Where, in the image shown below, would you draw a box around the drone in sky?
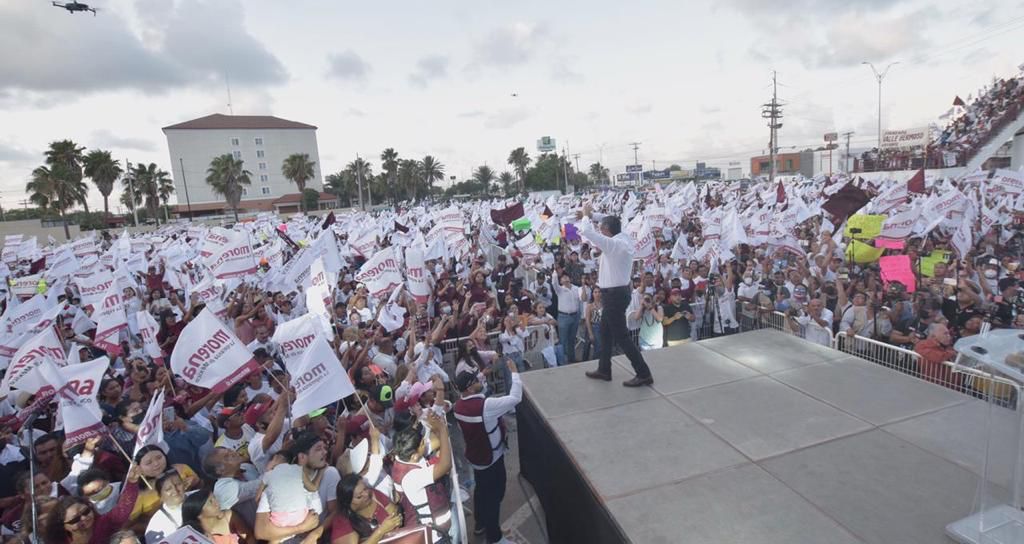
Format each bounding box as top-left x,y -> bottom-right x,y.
52,1 -> 98,15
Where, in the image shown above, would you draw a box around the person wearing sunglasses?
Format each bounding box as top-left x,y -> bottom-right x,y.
42,465 -> 140,544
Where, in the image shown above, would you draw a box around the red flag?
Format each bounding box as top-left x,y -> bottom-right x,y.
490,202 -> 525,226
775,180 -> 786,204
822,182 -> 870,223
321,211 -> 336,230
953,95 -> 965,106
907,169 -> 926,194
393,221 -> 409,233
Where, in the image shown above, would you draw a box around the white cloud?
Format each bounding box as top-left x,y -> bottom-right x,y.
470,22 -> 551,69
409,55 -> 449,88
483,108 -> 531,129
90,130 -> 157,152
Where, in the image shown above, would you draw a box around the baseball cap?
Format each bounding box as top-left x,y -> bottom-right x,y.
371,384 -> 394,407
244,401 -> 271,427
669,288 -> 682,297
406,381 -> 432,405
455,371 -> 479,392
308,408 -> 327,419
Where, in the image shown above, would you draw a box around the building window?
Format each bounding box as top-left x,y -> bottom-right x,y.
241,187 -> 248,196
786,159 -> 793,171
259,162 -> 267,171
232,150 -> 242,160
259,174 -> 269,183
231,138 -> 240,146
254,137 -> 263,146
261,187 -> 271,195
256,150 -> 265,158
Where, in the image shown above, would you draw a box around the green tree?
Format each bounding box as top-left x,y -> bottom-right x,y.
44,140 -> 90,214
380,148 -> 400,202
26,166 -> 76,239
325,171 -> 357,207
588,162 -> 609,185
302,188 -> 321,212
82,150 -> 122,216
507,147 -> 531,194
281,153 -> 317,212
397,159 -> 420,201
157,169 -> 175,222
498,171 -> 514,195
524,153 -> 560,191
132,163 -> 167,225
418,156 -> 445,200
206,154 -> 252,222
345,158 -> 373,209
473,165 -> 495,193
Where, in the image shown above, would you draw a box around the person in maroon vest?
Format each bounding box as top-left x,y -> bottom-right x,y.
453,359 -> 522,544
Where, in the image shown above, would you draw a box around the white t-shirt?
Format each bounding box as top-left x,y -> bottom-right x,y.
249,419 -> 291,473
262,464 -> 322,517
797,308 -> 835,347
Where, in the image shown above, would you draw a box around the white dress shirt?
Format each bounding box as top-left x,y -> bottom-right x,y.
552,272 -> 582,314
459,372 -> 523,470
579,218 -> 635,288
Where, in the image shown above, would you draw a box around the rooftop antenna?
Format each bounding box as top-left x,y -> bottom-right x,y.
225,74 -> 234,115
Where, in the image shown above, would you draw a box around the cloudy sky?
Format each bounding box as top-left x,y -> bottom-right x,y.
0,0 -> 1022,210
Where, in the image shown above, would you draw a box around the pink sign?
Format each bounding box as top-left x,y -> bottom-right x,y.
879,255 -> 917,293
874,238 -> 905,250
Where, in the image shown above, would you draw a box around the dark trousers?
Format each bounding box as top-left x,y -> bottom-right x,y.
474,455 -> 507,543
598,286 -> 652,379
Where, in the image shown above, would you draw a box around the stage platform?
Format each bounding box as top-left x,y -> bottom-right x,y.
517,329 -> 1015,544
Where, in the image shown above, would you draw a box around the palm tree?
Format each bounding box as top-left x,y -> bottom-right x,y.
325,171 -> 357,207
206,154 -> 252,222
499,171 -> 514,195
156,169 -> 175,222
588,162 -> 609,185
507,147 -> 531,194
281,153 -> 317,212
44,140 -> 90,214
132,163 -> 166,225
380,148 -> 400,203
26,166 -> 81,240
345,158 -> 373,210
419,156 -> 445,200
82,150 -> 121,216
397,159 -> 420,202
473,165 -> 495,193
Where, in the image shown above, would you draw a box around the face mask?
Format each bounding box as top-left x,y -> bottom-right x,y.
743,277 -> 753,285
984,270 -> 997,279
130,412 -> 145,425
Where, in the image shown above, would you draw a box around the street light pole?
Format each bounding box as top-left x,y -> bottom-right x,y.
862,61 -> 899,153
179,157 -> 193,222
124,158 -> 139,226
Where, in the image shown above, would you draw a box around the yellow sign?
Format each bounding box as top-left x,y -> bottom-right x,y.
844,214 -> 886,240
919,251 -> 951,277
845,239 -> 884,264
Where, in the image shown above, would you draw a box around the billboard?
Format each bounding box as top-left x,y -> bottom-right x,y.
881,127 -> 929,150
625,164 -> 643,173
824,132 -> 838,142
616,173 -> 638,182
537,136 -> 556,152
643,170 -> 671,180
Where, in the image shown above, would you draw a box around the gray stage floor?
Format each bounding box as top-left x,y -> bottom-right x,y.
520,329 -> 1015,544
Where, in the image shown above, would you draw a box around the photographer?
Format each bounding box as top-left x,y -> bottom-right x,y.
793,298 -> 834,347
630,293 -> 664,351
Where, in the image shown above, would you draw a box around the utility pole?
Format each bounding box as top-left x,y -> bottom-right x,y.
572,153 -> 581,174
629,142 -> 642,186
178,157 -> 193,222
561,147 -> 571,194
761,71 -> 783,183
124,159 -> 139,226
355,154 -> 365,212
842,131 -> 855,173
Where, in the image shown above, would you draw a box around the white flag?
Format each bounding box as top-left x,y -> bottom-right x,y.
879,205 -> 921,240
273,312 -> 330,366
49,357 -> 108,448
671,233 -> 692,261
1,326 -> 67,394
170,309 -> 259,394
137,310 -> 164,362
951,218 -> 973,259
404,246 -> 431,304
93,282 -> 128,354
378,287 -> 406,333
133,389 -> 165,457
45,249 -> 79,281
154,526 -> 215,544
305,257 -> 333,318
288,335 -> 355,417
74,270 -> 116,309
515,235 -> 541,264
355,247 -> 403,298
204,229 -> 257,280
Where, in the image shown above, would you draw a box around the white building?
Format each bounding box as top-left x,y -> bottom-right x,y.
162,114 -> 323,216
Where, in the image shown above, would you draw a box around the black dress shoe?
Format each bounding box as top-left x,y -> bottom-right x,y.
623,376 -> 654,387
585,370 -> 612,381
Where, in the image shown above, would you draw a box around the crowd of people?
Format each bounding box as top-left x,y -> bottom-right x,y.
0,160 -> 1020,544
857,71 -> 1024,172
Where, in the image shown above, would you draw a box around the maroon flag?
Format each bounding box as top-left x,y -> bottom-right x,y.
775,180 -> 786,204
394,221 -> 409,233
490,202 -> 525,226
541,205 -> 554,218
822,182 -> 870,223
953,95 -> 965,106
321,211 -> 336,230
907,169 -> 926,194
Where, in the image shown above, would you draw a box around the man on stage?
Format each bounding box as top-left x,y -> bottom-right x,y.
577,203 -> 654,387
